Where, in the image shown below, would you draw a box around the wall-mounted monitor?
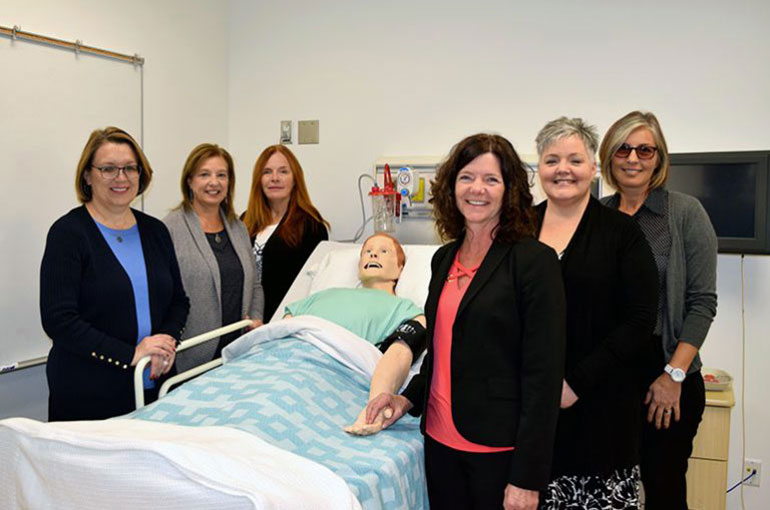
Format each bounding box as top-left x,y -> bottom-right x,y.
667,151 -> 770,254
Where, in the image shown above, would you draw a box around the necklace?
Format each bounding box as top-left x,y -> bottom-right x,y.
214,232 -> 222,244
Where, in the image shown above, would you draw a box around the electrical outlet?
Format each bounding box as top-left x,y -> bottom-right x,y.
745,459 -> 762,487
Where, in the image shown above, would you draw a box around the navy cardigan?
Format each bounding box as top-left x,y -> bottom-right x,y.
40,206 -> 189,421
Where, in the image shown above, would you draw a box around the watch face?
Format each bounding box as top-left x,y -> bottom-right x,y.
666,364 -> 686,382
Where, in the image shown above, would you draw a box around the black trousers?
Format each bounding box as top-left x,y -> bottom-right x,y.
640,339 -> 705,510
425,434 -> 515,510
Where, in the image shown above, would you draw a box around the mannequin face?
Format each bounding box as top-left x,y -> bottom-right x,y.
358,235 -> 403,288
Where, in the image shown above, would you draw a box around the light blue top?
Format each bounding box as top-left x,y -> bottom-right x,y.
96,222 -> 154,388
285,287 -> 423,345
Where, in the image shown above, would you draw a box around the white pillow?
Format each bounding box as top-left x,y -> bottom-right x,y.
308,244 -> 439,310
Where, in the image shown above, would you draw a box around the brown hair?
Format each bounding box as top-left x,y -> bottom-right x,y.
242,144 -> 329,246
599,111 -> 670,191
75,127 -> 152,203
361,233 -> 406,268
431,133 -> 536,243
178,143 -> 236,221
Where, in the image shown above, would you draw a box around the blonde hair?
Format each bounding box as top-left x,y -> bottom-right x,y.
599,111 -> 670,191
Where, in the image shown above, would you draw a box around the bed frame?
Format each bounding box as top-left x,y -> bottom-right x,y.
133,319 -> 252,409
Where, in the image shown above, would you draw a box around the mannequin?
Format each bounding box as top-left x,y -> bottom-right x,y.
284,233 -> 426,436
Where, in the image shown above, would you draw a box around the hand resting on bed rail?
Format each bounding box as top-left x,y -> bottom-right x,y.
282,233 -> 427,436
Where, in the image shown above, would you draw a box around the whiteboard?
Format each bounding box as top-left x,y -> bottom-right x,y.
0,37 -> 141,369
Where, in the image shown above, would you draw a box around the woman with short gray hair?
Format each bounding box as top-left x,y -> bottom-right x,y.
535,116 -> 658,509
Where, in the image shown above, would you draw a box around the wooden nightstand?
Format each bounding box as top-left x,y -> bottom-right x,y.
686,387 -> 735,510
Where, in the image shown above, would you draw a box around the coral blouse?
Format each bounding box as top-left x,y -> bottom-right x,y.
425,254 -> 514,453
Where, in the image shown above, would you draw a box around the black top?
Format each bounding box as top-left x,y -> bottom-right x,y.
252,214 -> 328,320
205,230 -> 244,355
40,206 -> 189,421
604,188 -> 672,335
401,237 -> 567,491
535,197 -> 658,477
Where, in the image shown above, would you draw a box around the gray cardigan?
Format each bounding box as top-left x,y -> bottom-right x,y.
603,190 -> 717,373
163,207 -> 264,371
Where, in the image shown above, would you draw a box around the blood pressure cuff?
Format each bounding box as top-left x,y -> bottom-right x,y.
377,319 -> 427,358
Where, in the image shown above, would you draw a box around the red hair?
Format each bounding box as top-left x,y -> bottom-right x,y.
361,233 -> 406,267
242,145 -> 329,246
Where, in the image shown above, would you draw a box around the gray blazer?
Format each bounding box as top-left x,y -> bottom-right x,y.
163,207 -> 264,371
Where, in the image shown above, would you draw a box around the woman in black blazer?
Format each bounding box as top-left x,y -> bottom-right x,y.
40,127 -> 189,421
367,133 -> 566,510
534,117 -> 658,508
242,145 -> 328,321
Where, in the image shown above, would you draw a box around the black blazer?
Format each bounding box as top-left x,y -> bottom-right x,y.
40,206 -> 189,421
401,237 -> 566,491
535,197 -> 658,477
255,214 -> 328,320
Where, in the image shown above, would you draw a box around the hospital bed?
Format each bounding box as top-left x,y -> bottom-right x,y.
0,241 -> 439,510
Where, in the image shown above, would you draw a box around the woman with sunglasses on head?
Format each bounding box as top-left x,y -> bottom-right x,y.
535,117 -> 658,509
600,111 -> 718,510
163,144 -> 264,373
40,127 -> 189,421
242,145 -> 329,322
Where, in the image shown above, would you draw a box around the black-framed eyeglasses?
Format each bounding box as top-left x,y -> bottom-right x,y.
91,165 -> 141,179
614,144 -> 658,160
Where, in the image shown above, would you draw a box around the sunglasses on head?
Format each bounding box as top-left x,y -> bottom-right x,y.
614,143 -> 658,160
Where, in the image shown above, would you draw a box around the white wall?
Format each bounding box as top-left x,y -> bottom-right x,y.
2,1 -> 769,507
0,0 -> 229,419
227,1 -> 770,508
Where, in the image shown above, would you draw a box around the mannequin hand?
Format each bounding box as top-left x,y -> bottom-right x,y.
364,393 -> 411,429
344,405 -> 393,436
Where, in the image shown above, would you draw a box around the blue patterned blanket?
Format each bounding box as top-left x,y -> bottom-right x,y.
130,317 -> 428,510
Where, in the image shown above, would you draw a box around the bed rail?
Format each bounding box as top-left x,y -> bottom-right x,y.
133,319 -> 253,409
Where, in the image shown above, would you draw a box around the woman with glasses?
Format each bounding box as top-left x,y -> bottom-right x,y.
534,117 -> 658,509
600,111 -> 717,510
242,145 -> 329,321
40,127 -> 189,421
163,144 -> 264,373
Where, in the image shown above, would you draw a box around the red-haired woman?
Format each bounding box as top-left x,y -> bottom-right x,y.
242,145 -> 329,321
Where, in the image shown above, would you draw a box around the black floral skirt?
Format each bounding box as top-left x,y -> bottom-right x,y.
540,465 -> 640,510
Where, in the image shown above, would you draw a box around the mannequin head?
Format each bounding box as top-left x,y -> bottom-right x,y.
358,233 -> 405,294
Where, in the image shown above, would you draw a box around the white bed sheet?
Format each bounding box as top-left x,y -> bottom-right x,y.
0,416 -> 360,510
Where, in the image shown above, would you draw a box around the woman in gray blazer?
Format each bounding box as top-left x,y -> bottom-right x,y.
164,143 -> 264,372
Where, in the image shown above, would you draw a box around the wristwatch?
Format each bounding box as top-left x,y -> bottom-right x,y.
664,364 -> 686,383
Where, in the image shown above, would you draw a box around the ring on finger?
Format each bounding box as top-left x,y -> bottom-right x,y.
664,408 -> 672,415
